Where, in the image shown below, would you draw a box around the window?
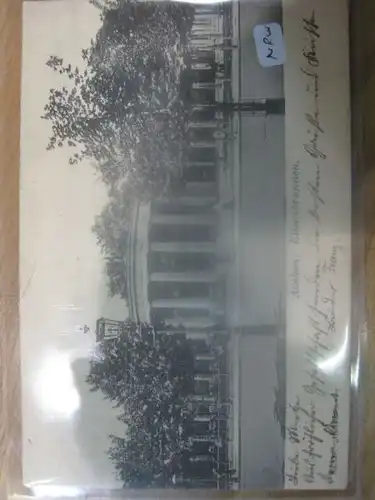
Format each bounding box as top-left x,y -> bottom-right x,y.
190,88 -> 215,105
192,421 -> 211,436
183,166 -> 216,183
195,358 -> 215,374
194,378 -> 212,395
188,147 -> 216,163
190,107 -> 217,121
188,128 -> 218,143
190,69 -> 215,84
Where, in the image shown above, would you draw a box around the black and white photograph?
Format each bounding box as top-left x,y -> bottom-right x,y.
20,0 -> 352,495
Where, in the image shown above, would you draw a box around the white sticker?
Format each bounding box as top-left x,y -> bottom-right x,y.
253,22 -> 286,67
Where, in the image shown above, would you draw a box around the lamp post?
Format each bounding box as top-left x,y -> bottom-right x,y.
95,317 -> 124,342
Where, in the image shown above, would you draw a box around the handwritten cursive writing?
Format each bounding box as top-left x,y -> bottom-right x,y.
290,258 -> 301,299
287,397 -> 301,444
302,12 -> 320,67
286,452 -> 300,486
324,390 -> 339,438
301,12 -> 326,162
308,163 -> 325,224
284,6 -> 349,488
317,391 -> 340,484
301,401 -> 324,483
321,282 -> 338,334
322,245 -> 343,275
290,161 -> 301,245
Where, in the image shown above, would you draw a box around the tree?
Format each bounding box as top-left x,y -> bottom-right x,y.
42,0 -> 195,198
87,321 -> 196,487
92,183 -> 134,299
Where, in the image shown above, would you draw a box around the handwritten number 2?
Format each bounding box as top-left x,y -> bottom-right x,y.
267,47 -> 277,60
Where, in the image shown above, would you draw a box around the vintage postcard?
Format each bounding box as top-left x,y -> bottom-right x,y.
20,0 -> 352,494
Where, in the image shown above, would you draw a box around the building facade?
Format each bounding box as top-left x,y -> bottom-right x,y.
125,3 -> 238,341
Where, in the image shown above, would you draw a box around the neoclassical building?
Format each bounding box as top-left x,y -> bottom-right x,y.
122,4 -> 238,340
127,200 -> 226,333
96,1 -> 236,337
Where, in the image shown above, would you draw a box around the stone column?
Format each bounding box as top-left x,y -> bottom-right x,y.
151,242 -> 216,253
185,161 -> 216,168
188,121 -> 218,129
186,331 -> 213,341
190,436 -> 214,443
192,82 -> 221,90
164,317 -> 216,329
191,62 -> 214,72
157,329 -> 212,341
152,298 -> 215,311
189,140 -> 216,148
191,394 -> 215,403
196,354 -> 216,361
194,415 -> 211,423
153,195 -> 216,208
195,374 -> 215,383
151,213 -> 215,226
150,272 -> 216,283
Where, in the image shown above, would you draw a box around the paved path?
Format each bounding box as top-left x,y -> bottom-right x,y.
226,1 -> 286,490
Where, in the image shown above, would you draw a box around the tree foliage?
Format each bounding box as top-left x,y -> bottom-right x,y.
42,0 -> 195,198
92,184 -> 134,299
87,321 -> 196,487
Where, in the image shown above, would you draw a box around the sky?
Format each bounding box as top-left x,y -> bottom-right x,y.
20,1 -> 127,491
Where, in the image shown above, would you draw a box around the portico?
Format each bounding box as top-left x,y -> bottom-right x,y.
127,201 -> 225,337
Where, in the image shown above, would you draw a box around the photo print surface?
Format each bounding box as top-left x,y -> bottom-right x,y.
20,0 -> 351,494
